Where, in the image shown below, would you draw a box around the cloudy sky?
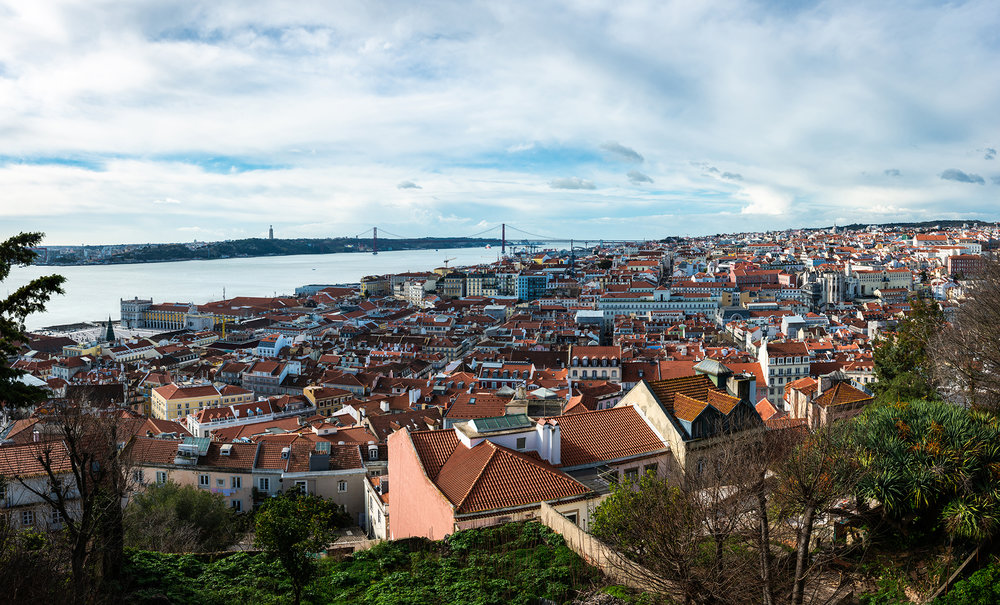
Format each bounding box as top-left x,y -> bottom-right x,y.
1,0 -> 999,245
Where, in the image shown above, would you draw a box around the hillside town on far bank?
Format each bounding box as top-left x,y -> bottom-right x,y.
3,223 -> 997,543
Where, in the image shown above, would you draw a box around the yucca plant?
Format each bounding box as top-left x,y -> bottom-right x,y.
851,399 -> 1000,543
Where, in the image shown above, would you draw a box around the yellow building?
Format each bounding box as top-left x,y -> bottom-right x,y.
62,341 -> 103,357
143,303 -> 191,330
151,382 -> 224,421
361,276 -> 391,297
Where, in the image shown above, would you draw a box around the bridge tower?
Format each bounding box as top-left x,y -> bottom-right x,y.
373,227 -> 378,255
501,223 -> 506,256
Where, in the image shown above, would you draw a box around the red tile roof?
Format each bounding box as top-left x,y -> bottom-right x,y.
199,442 -> 258,470
409,429 -> 459,479
548,406 -> 666,467
434,440 -> 590,514
672,393 -> 709,422
647,374 -> 718,412
0,441 -> 73,478
154,383 -> 220,400
445,392 -> 509,420
814,382 -> 873,408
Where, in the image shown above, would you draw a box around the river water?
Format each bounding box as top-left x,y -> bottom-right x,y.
7,247 -> 501,330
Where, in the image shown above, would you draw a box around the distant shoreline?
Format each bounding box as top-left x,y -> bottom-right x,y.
35,237 -> 504,267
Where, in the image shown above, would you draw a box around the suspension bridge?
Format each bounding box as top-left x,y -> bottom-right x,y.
343,223 -> 645,255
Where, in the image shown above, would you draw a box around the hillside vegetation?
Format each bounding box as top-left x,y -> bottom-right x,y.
121,521 -> 612,605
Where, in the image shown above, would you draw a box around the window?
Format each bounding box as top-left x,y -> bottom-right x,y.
294,480 -> 308,494
51,509 -> 63,525
369,448 -> 379,460
697,459 -> 705,475
624,467 -> 639,482
132,469 -> 144,483
156,471 -> 167,484
21,510 -> 34,526
516,437 -> 526,450
644,463 -> 658,476
231,476 -> 242,489
564,511 -> 579,526
198,474 -> 209,487
258,477 -> 270,491
231,499 -> 242,512
338,480 -> 348,493
216,478 -> 224,487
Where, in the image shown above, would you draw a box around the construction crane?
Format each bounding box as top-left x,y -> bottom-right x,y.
442,257 -> 457,269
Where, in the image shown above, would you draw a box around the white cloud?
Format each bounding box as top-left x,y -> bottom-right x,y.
738,186 -> 792,216
0,1 -> 998,242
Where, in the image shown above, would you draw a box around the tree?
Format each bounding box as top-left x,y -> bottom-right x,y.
775,423 -> 862,605
254,491 -> 350,605
591,432 -> 792,605
7,408 -> 132,603
124,481 -> 240,553
872,294 -> 945,404
851,399 -> 1000,542
0,232 -> 65,411
931,255 -> 1000,411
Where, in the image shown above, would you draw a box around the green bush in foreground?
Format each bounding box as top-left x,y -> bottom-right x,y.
122,521 -> 604,604
934,561 -> 1000,605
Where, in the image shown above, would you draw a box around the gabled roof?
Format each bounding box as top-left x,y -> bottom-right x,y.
814,382 -> 873,408
445,392 -> 509,420
434,439 -> 590,514
129,437 -> 181,465
646,374 -> 718,413
548,406 -> 666,467
409,429 -> 460,479
0,441 -> 73,478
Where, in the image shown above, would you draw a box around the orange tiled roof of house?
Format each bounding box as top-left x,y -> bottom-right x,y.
199,442 -> 258,469
154,383 -> 219,400
255,441 -> 292,470
814,382 -> 873,408
0,441 -> 73,477
755,398 -> 781,421
409,429 -> 459,479
434,439 -> 590,514
706,390 -> 741,415
647,374 -> 718,412
787,377 -> 818,395
446,392 -> 509,420
129,437 -> 181,465
672,393 -> 709,422
547,406 -> 666,467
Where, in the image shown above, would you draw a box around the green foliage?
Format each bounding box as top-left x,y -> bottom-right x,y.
0,232 -> 65,408
859,571 -> 909,605
935,561 -> 1000,605
122,521 -> 601,604
254,491 -> 350,604
872,295 -> 945,403
125,481 -> 240,552
852,400 -> 1000,541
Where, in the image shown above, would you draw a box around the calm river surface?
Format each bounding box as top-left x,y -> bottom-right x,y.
7,247 -> 501,330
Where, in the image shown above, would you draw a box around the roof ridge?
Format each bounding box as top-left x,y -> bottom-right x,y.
452,441 -> 498,509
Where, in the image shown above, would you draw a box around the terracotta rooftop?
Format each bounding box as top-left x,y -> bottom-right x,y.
409,429 -> 459,479
434,439 -> 590,514
706,390 -> 741,415
0,441 -> 73,478
814,382 -> 874,408
446,392 -> 509,420
548,406 -> 666,467
646,374 -> 719,413
199,441 -> 258,470
154,383 -> 220,401
672,393 -> 709,422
